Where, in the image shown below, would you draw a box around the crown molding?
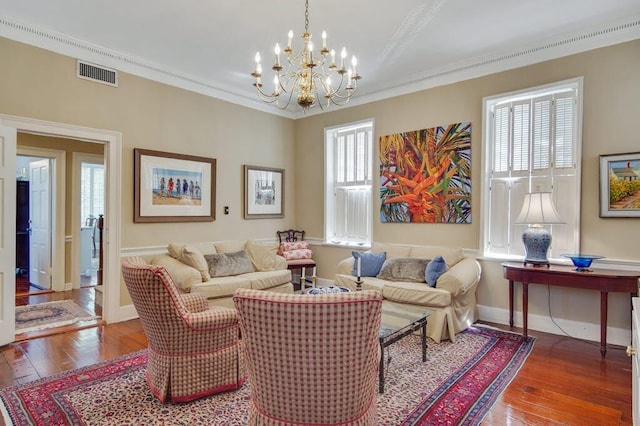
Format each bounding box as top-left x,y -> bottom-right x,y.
328,14 -> 640,116
1,14 -> 639,120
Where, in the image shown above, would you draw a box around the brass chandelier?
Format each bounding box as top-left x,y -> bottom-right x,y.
251,0 -> 361,112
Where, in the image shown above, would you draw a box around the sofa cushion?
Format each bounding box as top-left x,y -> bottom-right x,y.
245,240 -> 279,271
167,243 -> 210,281
377,258 -> 429,283
150,254 -> 202,291
409,246 -> 464,267
191,276 -> 251,299
383,281 -> 452,307
425,256 -> 448,287
352,251 -> 386,277
241,270 -> 291,291
372,242 -> 411,259
205,250 -> 255,277
335,274 -> 386,293
214,240 -> 247,253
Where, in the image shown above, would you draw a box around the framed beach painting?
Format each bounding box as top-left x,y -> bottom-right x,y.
599,152 -> 640,217
134,149 -> 216,222
244,165 -> 284,219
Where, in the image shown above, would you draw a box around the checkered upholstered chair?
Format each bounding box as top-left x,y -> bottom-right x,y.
121,256 -> 245,403
233,288 -> 382,425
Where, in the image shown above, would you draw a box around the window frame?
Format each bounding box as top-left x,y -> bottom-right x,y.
480,77 -> 583,261
324,118 -> 374,247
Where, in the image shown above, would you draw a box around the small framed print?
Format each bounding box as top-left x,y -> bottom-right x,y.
599,152 -> 640,218
244,165 -> 284,219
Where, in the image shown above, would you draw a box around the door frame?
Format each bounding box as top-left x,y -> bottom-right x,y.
72,152 -> 104,289
1,114 -> 122,324
17,147 -> 66,291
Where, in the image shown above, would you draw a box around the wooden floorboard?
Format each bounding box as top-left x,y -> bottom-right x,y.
0,299 -> 632,424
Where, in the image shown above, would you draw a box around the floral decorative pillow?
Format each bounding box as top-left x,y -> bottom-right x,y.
281,248 -> 313,260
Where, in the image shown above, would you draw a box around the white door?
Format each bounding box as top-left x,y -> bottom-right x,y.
29,159 -> 51,289
0,126 -> 17,345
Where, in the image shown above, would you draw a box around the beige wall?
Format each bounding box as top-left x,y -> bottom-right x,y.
295,39 -> 640,332
3,34 -> 639,334
1,37 -> 296,306
18,134 -> 104,284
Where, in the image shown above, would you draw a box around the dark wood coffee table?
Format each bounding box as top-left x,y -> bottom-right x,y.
379,302 -> 431,393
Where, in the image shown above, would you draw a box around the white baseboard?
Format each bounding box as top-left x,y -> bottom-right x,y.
118,304 -> 139,322
478,304 -> 631,347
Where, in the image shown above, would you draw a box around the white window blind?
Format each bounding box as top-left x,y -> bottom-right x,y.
81,163 -> 105,224
484,80 -> 581,258
325,120 -> 373,246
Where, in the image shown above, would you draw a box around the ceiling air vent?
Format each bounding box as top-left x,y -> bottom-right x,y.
76,60 -> 118,87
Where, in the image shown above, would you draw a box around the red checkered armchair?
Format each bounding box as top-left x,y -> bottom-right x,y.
121,257 -> 245,403
233,288 -> 382,425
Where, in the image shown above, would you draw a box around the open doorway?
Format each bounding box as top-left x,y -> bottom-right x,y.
0,115 -> 122,347
14,136 -> 105,339
74,154 -> 105,289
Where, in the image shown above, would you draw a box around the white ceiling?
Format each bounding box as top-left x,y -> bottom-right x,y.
1,0 -> 639,118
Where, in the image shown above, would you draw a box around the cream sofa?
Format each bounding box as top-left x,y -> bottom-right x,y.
335,242 -> 481,343
150,240 -> 293,308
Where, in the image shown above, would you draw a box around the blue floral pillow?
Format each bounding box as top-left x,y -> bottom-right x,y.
352,251 -> 387,277
425,256 -> 447,287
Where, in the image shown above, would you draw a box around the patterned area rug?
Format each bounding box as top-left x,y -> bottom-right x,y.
15,300 -> 96,334
0,326 -> 534,425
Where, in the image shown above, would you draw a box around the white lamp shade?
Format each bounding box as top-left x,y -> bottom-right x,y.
515,192 -> 564,225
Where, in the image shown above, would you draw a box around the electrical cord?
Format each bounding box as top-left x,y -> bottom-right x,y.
546,285 -> 625,352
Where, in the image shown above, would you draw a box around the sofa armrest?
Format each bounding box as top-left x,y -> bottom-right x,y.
337,257 -> 355,275
274,254 -> 288,270
181,293 -> 209,313
151,253 -> 202,292
435,257 -> 481,297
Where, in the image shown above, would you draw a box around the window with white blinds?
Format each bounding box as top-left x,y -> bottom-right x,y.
325,120 -> 373,246
81,162 -> 105,225
482,78 -> 582,258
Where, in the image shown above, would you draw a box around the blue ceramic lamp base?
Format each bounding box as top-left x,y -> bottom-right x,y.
522,226 -> 552,267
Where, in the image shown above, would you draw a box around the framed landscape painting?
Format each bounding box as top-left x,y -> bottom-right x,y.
244,165 -> 284,219
599,152 -> 640,217
134,149 -> 216,222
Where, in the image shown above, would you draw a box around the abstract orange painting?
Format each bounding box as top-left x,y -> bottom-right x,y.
379,122 -> 471,223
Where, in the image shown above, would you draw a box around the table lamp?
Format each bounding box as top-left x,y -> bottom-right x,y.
515,192 -> 564,266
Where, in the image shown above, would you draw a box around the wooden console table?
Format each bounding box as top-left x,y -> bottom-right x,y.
503,262 -> 640,356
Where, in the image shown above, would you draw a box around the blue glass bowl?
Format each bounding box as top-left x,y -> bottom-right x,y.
562,254 -> 604,271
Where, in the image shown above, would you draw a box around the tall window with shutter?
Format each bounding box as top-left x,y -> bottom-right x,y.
325,120 -> 374,246
483,78 -> 582,258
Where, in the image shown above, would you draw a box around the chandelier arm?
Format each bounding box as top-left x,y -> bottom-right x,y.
250,0 -> 360,112
255,86 -> 296,110
328,89 -> 357,102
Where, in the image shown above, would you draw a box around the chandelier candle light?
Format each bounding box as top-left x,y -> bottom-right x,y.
251,0 -> 361,112
515,192 -> 565,267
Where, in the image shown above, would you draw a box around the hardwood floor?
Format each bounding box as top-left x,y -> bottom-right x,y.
13,287 -> 103,343
0,319 -> 632,424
